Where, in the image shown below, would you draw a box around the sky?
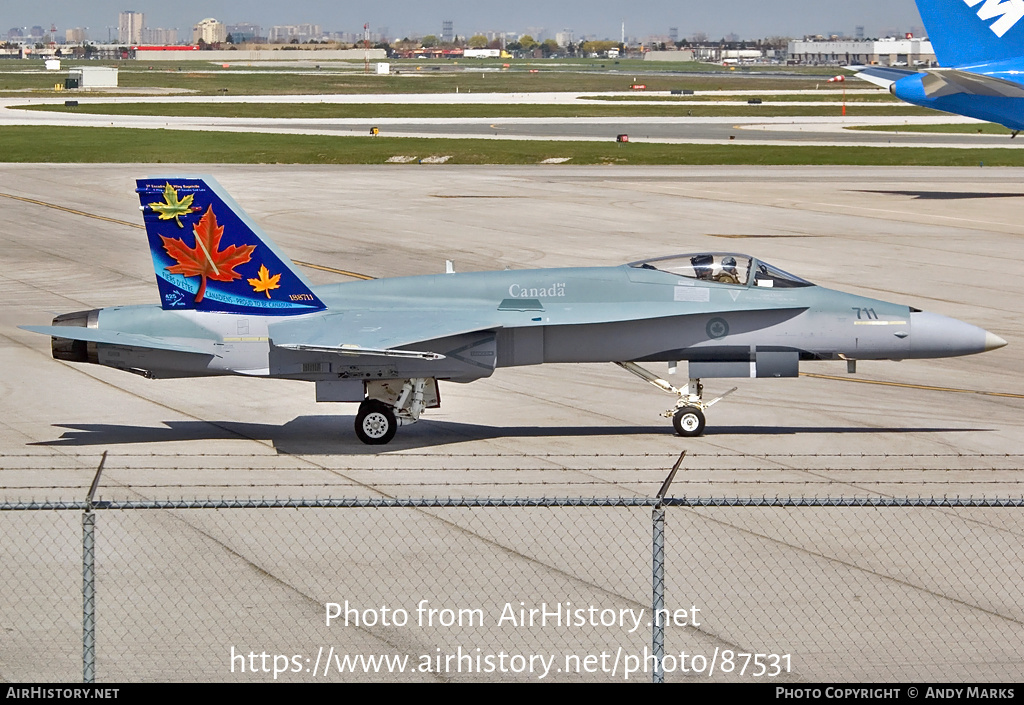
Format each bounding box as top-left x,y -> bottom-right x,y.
2,1 -> 926,40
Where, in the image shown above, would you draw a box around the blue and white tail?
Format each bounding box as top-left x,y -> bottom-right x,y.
916,0 -> 1024,66
136,176 -> 325,315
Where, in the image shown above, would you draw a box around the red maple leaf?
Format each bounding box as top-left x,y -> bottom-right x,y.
161,206 -> 255,303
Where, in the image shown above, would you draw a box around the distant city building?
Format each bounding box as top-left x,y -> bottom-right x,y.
441,20 -> 454,44
193,18 -> 227,45
226,22 -> 261,43
29,26 -> 45,39
119,11 -> 144,44
7,28 -> 24,39
143,28 -> 178,45
788,38 -> 935,66
525,26 -> 547,42
855,25 -> 865,40
268,24 -> 321,43
555,30 -> 574,47
669,27 -> 679,43
65,27 -> 88,43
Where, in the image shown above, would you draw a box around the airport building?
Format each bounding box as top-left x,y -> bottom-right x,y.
644,49 -> 697,62
787,38 -> 935,66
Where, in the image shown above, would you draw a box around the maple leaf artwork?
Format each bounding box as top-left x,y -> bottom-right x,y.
161,206 -> 255,304
148,183 -> 200,228
248,264 -> 281,298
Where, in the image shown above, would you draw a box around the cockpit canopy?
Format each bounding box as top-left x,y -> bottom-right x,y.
628,253 -> 813,288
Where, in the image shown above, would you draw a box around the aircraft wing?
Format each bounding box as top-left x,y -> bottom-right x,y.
269,300 -> 809,358
269,309 -> 503,356
850,65 -> 917,89
18,325 -> 212,355
920,68 -> 1024,98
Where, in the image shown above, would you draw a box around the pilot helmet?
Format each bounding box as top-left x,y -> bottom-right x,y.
691,254 -> 714,269
722,256 -> 737,270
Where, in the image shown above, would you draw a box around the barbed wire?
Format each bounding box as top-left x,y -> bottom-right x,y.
3,452 -> 1023,459
4,465 -> 1019,471
6,477 -> 1024,490
4,496 -> 1024,511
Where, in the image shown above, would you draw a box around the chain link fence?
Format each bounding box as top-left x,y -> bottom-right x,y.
1,495 -> 1022,683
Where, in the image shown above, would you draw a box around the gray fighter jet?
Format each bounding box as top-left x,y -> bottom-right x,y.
20,176 -> 1007,444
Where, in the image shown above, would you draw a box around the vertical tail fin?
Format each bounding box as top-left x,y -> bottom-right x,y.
136,176 -> 326,315
915,0 -> 1024,65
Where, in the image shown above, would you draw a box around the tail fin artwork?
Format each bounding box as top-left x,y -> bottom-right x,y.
915,0 -> 1024,65
137,176 -> 325,315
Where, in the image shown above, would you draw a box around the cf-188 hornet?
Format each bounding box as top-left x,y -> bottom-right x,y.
21,177 -> 1007,444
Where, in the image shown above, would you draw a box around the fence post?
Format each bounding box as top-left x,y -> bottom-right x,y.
652,451 -> 685,683
82,509 -> 95,683
651,504 -> 665,683
82,452 -> 106,684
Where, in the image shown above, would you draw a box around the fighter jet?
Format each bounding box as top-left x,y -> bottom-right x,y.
853,0 -> 1024,133
20,176 -> 1007,444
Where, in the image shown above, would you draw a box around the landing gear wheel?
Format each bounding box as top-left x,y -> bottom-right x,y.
355,400 -> 397,445
673,406 -> 706,437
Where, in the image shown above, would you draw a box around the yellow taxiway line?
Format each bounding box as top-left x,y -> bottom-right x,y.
801,372 -> 1024,399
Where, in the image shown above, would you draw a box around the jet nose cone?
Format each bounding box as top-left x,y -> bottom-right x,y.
985,331 -> 1008,352
910,311 -> 1005,358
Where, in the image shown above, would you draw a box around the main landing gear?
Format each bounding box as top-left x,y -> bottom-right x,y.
355,399 -> 397,445
354,377 -> 433,445
614,362 -> 737,438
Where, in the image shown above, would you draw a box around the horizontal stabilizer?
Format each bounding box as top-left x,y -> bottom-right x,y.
851,65 -> 916,89
19,325 -> 211,355
922,68 -> 1024,97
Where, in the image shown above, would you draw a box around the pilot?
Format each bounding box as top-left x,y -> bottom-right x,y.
690,254 -> 714,281
715,256 -> 741,284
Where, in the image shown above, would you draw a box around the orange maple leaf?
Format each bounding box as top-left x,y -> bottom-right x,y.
161,205 -> 255,303
248,264 -> 281,299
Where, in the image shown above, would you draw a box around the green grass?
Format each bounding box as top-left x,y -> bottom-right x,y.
0,60 -> 854,96
845,122 -> 1015,135
1,125 -> 1022,166
583,93 -> 900,103
12,102 -> 933,119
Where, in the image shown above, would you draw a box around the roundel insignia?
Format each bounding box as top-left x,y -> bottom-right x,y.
706,317 -> 729,339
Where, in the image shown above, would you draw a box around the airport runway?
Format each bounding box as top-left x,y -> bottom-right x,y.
2,92 -> 1019,148
3,165 -> 1022,682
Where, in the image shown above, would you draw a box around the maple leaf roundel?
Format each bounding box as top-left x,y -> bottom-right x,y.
160,206 -> 255,303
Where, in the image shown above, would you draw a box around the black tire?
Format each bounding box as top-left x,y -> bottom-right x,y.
672,406 -> 706,437
354,400 -> 397,445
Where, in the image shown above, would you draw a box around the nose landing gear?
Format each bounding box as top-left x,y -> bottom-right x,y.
614,362 -> 737,438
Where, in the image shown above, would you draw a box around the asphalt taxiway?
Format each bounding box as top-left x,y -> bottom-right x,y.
2,91 -> 1019,148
